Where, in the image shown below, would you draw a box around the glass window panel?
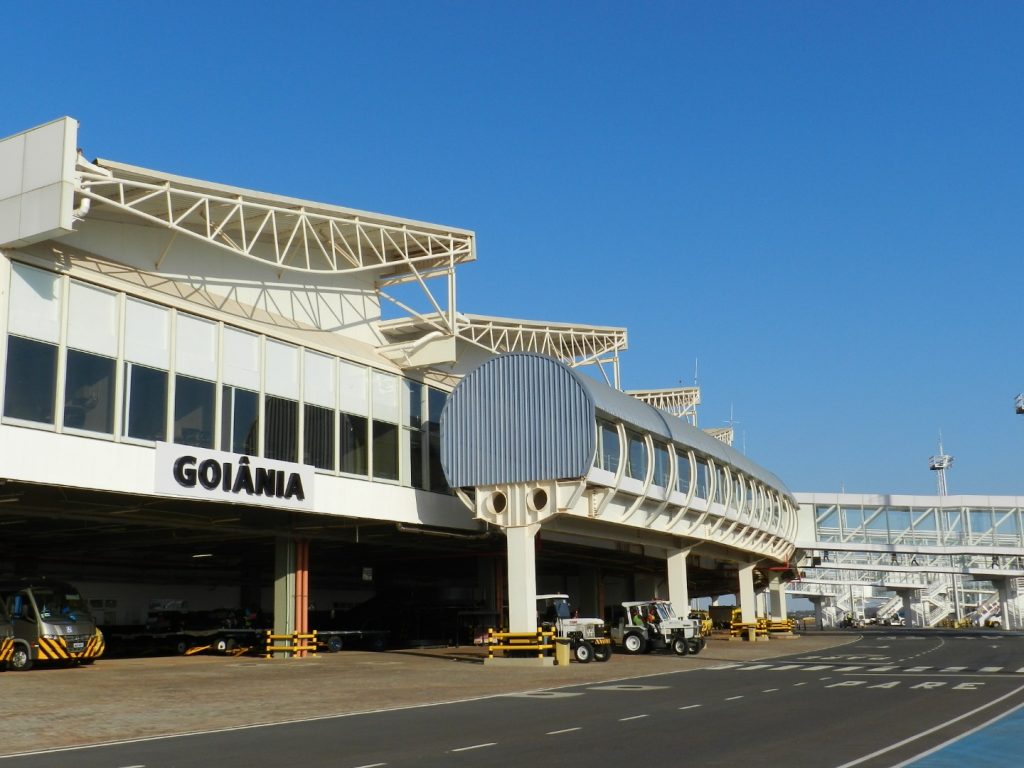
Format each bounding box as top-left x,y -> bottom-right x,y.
3,336 -> 57,423
675,452 -> 691,494
176,313 -> 218,380
222,327 -> 260,389
995,510 -> 1019,536
625,431 -> 646,481
818,509 -> 840,530
8,262 -> 61,343
63,349 -> 115,433
264,395 -> 298,462
598,421 -> 619,472
842,508 -> 863,531
371,370 -> 399,423
339,412 -> 368,475
652,442 -> 670,487
694,458 -> 709,498
124,298 -> 169,368
969,509 -> 994,540
714,467 -> 727,504
339,360 -> 368,416
409,428 -> 424,488
265,340 -> 299,398
913,511 -> 938,532
888,509 -> 911,533
372,420 -> 399,480
403,380 -> 422,428
123,363 -> 167,441
173,375 -> 215,448
303,350 -> 335,409
68,282 -> 119,357
303,404 -> 335,471
221,386 -> 259,455
427,388 -> 448,492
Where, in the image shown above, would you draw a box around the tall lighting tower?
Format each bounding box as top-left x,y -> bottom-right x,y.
928,436 -> 954,496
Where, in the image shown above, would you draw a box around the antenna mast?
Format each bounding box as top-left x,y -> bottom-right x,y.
928,434 -> 954,496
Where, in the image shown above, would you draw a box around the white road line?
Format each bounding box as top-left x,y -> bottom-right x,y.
979,667 -> 1003,673
939,667 -> 967,672
354,764 -> 387,768
546,728 -> 581,735
793,682 -> 807,686
1017,667 -> 1024,674
763,688 -> 779,693
834,666 -> 863,672
904,666 -> 932,672
835,683 -> 1024,768
725,695 -> 744,700
679,704 -> 702,710
450,743 -> 496,753
117,765 -> 146,768
771,665 -> 801,671
739,664 -> 773,671
803,665 -> 833,671
708,663 -> 741,670
619,715 -> 648,722
868,666 -> 897,672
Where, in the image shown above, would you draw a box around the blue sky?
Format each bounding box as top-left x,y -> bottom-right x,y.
4,2 -> 1022,495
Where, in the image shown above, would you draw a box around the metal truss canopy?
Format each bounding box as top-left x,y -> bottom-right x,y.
74,157 -> 476,276
625,387 -> 700,425
378,313 -> 628,383
703,426 -> 734,446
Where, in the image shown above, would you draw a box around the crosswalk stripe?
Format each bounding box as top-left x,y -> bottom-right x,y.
867,666 -> 897,672
708,664 -> 741,670
979,667 -> 1003,673
739,664 -> 773,671
771,665 -> 801,671
1017,668 -> 1024,674
940,667 -> 967,672
905,666 -> 932,672
833,666 -> 863,672
802,665 -> 833,671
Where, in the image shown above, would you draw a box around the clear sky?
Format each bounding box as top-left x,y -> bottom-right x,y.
4,2 -> 1022,495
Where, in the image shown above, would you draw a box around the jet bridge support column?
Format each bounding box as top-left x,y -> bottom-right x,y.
506,524 -> 541,633
273,537 -> 296,642
667,546 -> 692,618
769,575 -> 788,622
898,590 -> 917,628
738,562 -> 757,627
994,577 -> 1019,630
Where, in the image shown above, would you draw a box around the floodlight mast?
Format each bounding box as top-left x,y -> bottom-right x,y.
928,435 -> 954,496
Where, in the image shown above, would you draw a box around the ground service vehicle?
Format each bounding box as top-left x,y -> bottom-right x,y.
0,579 -> 105,670
0,599 -> 14,668
537,594 -> 612,663
612,599 -> 703,656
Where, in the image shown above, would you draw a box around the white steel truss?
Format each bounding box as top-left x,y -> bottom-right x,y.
378,313 -> 628,386
625,387 -> 700,425
703,426 -> 734,446
75,157 -> 476,276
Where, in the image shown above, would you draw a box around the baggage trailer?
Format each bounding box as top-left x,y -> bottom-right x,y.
0,579 -> 105,670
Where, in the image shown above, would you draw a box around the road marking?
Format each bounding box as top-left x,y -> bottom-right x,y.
939,667 -> 967,672
619,715 -> 649,721
771,665 -> 801,671
506,691 -> 582,699
793,682 -> 807,686
739,664 -> 773,671
905,666 -> 932,672
117,765 -> 147,768
834,683 -> 1024,768
679,704 -> 702,710
979,667 -> 1003,673
451,743 -> 496,753
763,688 -> 779,693
708,663 -> 742,670
546,727 -> 581,735
803,665 -> 833,671
834,666 -> 864,672
725,695 -> 744,700
588,685 -> 668,691
1017,667 -> 1024,674
354,764 -> 387,768
868,666 -> 897,672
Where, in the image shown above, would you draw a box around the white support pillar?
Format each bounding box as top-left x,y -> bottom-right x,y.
737,562 -> 757,625
810,597 -> 824,630
995,578 -> 1015,631
667,547 -> 691,618
506,524 -> 541,633
273,536 -> 295,639
899,590 -> 916,628
769,576 -> 788,621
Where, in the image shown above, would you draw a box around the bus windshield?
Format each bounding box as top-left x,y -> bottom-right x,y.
31,587 -> 91,621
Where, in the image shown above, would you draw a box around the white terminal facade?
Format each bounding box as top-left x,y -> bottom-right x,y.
0,117 -> 1018,645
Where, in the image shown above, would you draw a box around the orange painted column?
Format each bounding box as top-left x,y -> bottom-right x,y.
294,538 -> 309,657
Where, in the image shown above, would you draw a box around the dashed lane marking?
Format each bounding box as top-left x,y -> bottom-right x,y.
354,764 -> 387,768
546,728 -> 581,735
979,667 -> 1003,673
834,666 -> 864,672
771,665 -> 802,671
738,664 -> 774,671
868,666 -> 898,672
679,704 -> 702,710
619,715 -> 649,722
905,667 -> 932,672
450,743 -> 496,753
803,665 -> 833,671
588,685 -> 668,692
940,667 -> 967,672
793,682 -> 807,686
725,695 -> 744,700
763,688 -> 779,693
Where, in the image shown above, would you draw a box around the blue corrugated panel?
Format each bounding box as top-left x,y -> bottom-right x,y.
441,353 -> 597,487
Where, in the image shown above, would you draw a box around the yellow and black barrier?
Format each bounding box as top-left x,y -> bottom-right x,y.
0,635 -> 13,663
35,629 -> 105,662
485,627 -> 555,659
264,630 -> 318,659
767,618 -> 796,633
730,618 -> 770,639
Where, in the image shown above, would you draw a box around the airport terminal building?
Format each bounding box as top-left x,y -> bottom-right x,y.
0,117 -> 808,652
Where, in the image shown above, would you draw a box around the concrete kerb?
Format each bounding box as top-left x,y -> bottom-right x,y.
0,633 -> 856,758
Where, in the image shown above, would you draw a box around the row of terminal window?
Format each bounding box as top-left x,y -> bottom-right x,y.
1,262 -> 449,492
595,419 -> 784,526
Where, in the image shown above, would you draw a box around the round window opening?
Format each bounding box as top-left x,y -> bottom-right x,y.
490,491 -> 508,515
530,488 -> 548,511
